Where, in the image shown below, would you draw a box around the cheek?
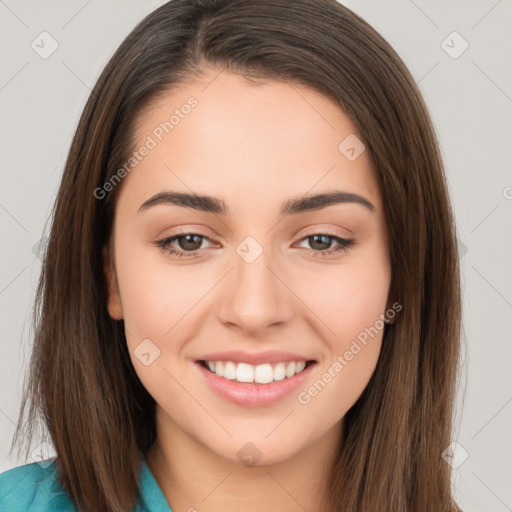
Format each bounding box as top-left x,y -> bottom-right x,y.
295,260 -> 390,411
113,243 -> 206,401
303,258 -> 390,343
114,241 -> 205,341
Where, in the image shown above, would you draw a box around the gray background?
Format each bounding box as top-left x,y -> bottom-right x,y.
1,1 -> 511,511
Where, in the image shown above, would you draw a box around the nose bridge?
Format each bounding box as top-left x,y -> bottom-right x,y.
216,235 -> 293,333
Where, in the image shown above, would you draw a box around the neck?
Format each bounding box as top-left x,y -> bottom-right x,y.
146,408 -> 342,512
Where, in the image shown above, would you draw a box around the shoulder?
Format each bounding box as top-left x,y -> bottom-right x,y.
0,459 -> 76,511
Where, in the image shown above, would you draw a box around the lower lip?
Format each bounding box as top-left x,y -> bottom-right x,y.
194,361 -> 317,408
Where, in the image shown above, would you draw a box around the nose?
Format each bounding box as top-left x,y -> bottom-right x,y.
216,243 -> 295,337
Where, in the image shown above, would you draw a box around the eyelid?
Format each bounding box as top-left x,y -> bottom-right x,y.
156,226 -> 218,242
299,226 -> 351,240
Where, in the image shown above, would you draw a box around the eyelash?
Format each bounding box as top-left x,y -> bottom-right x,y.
154,230 -> 356,259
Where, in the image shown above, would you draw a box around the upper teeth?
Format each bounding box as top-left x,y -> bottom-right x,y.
205,361 -> 307,384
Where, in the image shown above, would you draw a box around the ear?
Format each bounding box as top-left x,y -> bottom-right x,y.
384,282 -> 400,325
103,244 -> 124,320
385,311 -> 397,325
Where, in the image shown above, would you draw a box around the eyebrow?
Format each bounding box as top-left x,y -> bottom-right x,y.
138,190 -> 375,216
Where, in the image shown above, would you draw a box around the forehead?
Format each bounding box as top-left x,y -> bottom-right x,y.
123,69 -> 382,213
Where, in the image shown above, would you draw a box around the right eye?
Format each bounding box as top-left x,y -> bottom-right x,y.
154,233 -> 215,258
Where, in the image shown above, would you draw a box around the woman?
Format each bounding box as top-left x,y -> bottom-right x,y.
0,0 -> 462,510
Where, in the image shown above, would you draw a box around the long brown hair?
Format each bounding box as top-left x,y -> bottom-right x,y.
11,0 -> 462,510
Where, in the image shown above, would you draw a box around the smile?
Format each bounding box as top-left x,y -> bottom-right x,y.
195,359 -> 318,408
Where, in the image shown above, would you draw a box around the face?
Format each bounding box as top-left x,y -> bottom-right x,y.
105,69 -> 392,465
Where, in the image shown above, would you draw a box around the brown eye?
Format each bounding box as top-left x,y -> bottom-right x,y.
307,234 -> 334,251
297,233 -> 356,257
154,233 -> 213,258
174,234 -> 203,251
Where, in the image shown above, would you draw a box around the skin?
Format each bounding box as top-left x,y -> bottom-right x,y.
105,68 -> 392,512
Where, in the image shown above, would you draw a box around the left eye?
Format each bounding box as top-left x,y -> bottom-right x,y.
296,233 -> 355,256
154,232 -> 355,259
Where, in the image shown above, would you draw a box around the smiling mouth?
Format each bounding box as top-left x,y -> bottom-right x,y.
197,359 -> 317,385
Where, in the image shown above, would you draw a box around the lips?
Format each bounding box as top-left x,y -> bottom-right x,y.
194,358 -> 317,407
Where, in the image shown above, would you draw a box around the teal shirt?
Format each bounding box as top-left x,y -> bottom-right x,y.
0,456 -> 172,511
